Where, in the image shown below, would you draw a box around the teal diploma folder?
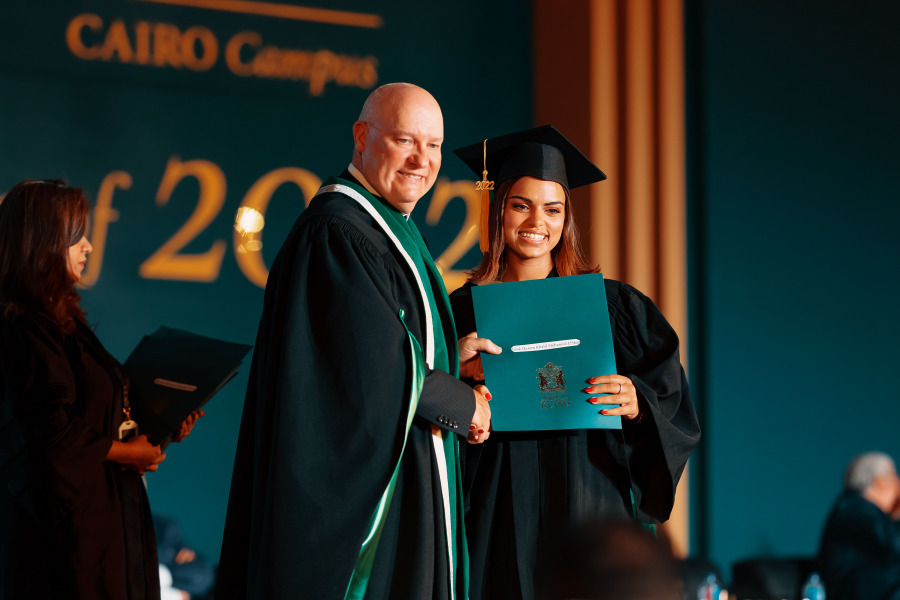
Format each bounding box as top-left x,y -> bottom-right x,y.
471,273 -> 620,431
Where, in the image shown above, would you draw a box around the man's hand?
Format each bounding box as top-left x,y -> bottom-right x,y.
458,332 -> 502,381
467,384 -> 492,444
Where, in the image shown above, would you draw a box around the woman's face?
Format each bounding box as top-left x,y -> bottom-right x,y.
67,235 -> 92,281
502,176 -> 566,264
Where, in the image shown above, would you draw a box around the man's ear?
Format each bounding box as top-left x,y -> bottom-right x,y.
352,121 -> 368,153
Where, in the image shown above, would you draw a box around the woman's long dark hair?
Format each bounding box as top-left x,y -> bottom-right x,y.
467,176 -> 599,284
0,179 -> 89,332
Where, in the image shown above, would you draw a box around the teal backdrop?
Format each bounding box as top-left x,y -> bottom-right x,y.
0,0 -> 533,562
688,0 -> 900,580
7,0 -> 899,583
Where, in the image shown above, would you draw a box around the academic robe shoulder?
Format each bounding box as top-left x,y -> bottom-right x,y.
217,187 -> 474,600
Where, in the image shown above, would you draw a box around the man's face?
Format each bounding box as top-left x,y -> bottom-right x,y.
353,89 -> 443,213
872,466 -> 900,516
885,468 -> 900,512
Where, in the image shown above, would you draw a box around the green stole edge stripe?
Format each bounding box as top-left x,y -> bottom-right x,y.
344,309 -> 425,600
629,488 -> 657,535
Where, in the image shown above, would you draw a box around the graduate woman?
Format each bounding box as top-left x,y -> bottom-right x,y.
0,179 -> 199,599
449,126 -> 701,600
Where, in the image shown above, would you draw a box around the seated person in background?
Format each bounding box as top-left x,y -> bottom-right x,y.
818,451 -> 900,600
154,514 -> 215,600
533,517 -> 680,600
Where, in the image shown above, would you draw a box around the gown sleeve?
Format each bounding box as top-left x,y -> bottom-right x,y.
416,368 -> 475,432
607,281 -> 701,522
0,310 -> 112,529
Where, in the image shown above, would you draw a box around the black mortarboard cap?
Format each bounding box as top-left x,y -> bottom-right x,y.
453,124 -> 607,191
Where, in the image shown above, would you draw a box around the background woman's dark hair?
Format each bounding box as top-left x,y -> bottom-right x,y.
467,176 -> 599,284
0,179 -> 88,332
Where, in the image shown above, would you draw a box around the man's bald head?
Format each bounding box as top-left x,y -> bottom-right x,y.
351,83 -> 444,213
357,82 -> 423,123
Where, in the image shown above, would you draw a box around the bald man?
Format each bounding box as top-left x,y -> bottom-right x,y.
216,83 -> 493,600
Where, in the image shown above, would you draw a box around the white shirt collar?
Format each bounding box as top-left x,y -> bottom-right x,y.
347,163 -> 410,220
348,164 -> 380,197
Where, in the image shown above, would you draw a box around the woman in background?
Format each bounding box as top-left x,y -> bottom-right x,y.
0,179 -> 198,599
450,126 -> 701,600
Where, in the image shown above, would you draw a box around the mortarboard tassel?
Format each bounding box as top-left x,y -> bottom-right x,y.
477,139 -> 494,253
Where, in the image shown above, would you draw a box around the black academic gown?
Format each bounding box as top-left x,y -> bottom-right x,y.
818,490 -> 900,600
216,175 -> 476,600
450,277 -> 700,600
0,305 -> 160,600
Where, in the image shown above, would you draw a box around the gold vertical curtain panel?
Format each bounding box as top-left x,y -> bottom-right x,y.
534,0 -> 689,555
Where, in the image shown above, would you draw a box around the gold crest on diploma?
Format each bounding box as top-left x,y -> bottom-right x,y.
537,363 -> 570,409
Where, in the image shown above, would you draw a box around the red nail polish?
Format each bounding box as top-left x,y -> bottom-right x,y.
470,425 -> 476,430
478,429 -> 484,433
600,410 -> 607,415
485,393 -> 492,401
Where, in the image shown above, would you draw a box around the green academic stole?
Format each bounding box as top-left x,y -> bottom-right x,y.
316,178 -> 467,600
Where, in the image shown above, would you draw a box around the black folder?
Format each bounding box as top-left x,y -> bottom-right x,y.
123,326 -> 252,446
